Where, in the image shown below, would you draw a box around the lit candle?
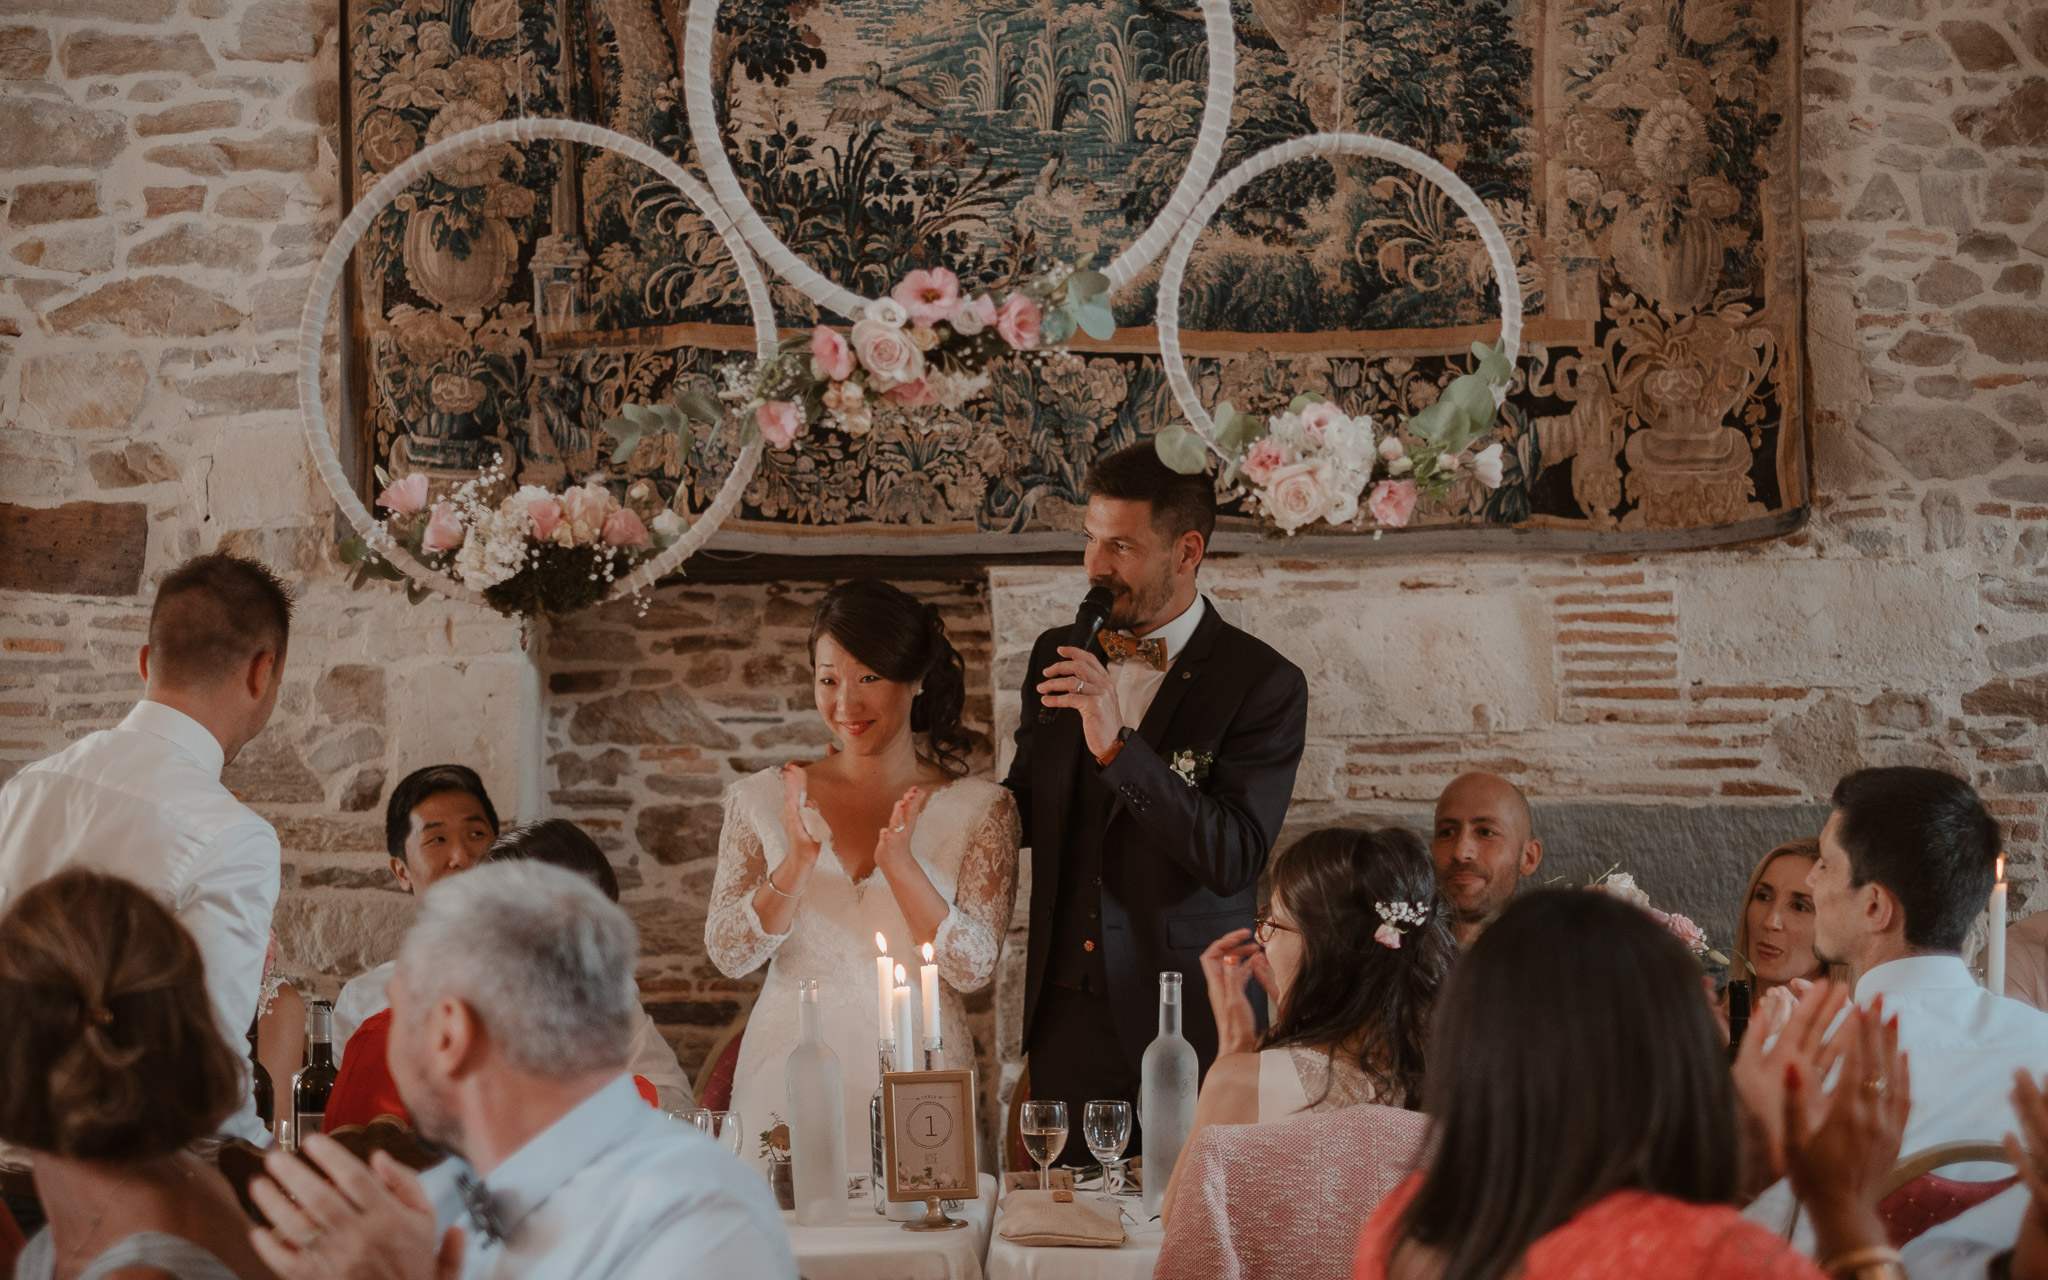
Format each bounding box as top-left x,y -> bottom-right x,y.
1990,855 -> 2009,996
920,942 -> 942,1048
875,933 -> 894,1043
892,964 -> 915,1065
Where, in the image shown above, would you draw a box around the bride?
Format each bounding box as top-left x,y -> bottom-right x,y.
706,580 -> 1020,1165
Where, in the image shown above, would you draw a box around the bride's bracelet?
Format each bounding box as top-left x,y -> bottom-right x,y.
763,874 -> 803,901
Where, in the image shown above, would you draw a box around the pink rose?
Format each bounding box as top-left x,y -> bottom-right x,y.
1241,437 -> 1288,485
886,377 -> 935,408
850,318 -> 924,388
1664,912 -> 1708,954
995,295 -> 1042,351
810,325 -> 853,382
891,267 -> 962,328
1373,923 -> 1403,950
1263,462 -> 1329,533
601,506 -> 650,548
1298,401 -> 1344,442
1366,479 -> 1419,527
376,471 -> 429,516
524,494 -> 562,542
559,482 -> 615,541
756,399 -> 804,449
420,501 -> 465,552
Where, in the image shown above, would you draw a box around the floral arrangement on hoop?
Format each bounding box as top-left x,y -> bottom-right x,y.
603,260 -> 1114,455
1592,867 -> 1729,966
337,459 -> 689,617
1152,340 -> 1517,534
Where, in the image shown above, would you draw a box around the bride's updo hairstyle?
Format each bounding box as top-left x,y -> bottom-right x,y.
809,580 -> 974,775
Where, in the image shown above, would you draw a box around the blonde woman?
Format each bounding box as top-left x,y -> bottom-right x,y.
1727,838 -> 1848,1019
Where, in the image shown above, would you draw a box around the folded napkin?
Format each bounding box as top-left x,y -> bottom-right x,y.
998,1189 -> 1128,1248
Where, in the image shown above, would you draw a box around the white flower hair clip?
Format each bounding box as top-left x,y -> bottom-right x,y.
1373,901 -> 1430,950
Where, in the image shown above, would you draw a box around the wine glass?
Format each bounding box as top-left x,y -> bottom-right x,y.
695,1109 -> 744,1155
1019,1100 -> 1069,1191
1083,1100 -> 1133,1199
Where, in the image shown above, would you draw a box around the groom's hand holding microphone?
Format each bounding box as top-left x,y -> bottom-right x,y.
1038,585 -> 1126,759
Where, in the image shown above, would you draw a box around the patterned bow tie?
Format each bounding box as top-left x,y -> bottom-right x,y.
455,1170 -> 508,1245
1099,632 -> 1168,670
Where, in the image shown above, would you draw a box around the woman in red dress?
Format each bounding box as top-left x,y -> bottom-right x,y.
1354,889 -> 1910,1280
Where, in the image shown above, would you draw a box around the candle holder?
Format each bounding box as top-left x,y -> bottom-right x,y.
922,1036 -> 945,1071
871,1039 -> 897,1217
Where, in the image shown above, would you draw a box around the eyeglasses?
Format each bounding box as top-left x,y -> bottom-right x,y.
1253,906 -> 1297,945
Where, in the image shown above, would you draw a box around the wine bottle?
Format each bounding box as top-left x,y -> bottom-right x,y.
247,1014 -> 274,1128
291,999 -> 338,1142
786,979 -> 848,1226
1139,971 -> 1197,1219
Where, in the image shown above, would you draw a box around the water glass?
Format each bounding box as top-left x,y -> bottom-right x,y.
1019,1100 -> 1069,1191
695,1109 -> 744,1155
1083,1100 -> 1133,1197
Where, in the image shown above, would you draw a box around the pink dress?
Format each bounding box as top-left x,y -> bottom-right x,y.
1353,1176 -> 1828,1280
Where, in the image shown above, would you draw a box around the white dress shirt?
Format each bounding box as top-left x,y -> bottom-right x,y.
420,1073 -> 794,1280
1108,595 -> 1206,729
0,701 -> 278,1142
334,961 -> 693,1112
1744,955 -> 2048,1260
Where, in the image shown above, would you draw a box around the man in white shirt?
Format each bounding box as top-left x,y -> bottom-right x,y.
332,764 -> 502,1059
247,864 -> 794,1280
0,552 -> 292,1143
1742,766 -> 2048,1268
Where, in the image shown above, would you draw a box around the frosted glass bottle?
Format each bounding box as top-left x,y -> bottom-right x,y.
785,979 -> 848,1225
1139,971 -> 1197,1219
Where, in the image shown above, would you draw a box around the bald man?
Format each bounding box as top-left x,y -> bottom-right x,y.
1431,772 -> 1543,945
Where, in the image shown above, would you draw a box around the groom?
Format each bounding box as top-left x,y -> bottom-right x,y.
1004,442 -> 1308,1155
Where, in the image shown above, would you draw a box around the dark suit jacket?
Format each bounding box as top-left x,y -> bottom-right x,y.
1002,596 -> 1309,1078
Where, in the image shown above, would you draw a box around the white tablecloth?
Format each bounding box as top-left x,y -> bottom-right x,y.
785,1174 -> 999,1280
983,1195 -> 1162,1280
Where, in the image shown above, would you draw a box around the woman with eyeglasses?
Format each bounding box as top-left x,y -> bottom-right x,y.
1161,826 -> 1453,1222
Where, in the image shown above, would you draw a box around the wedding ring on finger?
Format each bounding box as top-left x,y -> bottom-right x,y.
1075,678 -> 1086,694
1864,1078 -> 1887,1095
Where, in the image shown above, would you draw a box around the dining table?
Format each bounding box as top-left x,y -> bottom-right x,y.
982,1190 -> 1163,1280
782,1174 -> 1000,1280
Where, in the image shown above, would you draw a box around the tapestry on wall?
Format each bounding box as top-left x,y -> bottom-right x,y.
344,0 -> 1807,553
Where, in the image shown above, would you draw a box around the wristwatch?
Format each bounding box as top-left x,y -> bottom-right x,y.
1095,725 -> 1135,768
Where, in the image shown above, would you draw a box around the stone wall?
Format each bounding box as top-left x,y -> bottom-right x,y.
1,0 -> 2045,1131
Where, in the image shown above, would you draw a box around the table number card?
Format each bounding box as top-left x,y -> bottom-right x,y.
881,1069 -> 978,1206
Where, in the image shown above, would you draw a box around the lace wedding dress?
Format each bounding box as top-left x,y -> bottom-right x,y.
706,767 -> 1020,1167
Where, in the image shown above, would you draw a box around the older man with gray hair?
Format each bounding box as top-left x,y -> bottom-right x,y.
247,863 -> 795,1280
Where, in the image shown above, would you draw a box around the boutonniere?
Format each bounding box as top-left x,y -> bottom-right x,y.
1167,749 -> 1213,788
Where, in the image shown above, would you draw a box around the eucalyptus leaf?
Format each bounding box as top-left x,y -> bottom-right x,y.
1075,294 -> 1115,341
1215,411 -> 1268,454
673,388 -> 725,425
1405,396 -> 1463,447
739,417 -> 761,449
338,535 -> 367,566
1472,339 -> 1514,385
1067,267 -> 1110,302
1287,392 -> 1326,413
1039,306 -> 1077,346
1153,421 -> 1210,475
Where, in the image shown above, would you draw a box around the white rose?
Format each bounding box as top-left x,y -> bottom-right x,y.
650,510 -> 685,545
1601,872 -> 1651,908
864,297 -> 909,328
1388,455 -> 1414,475
1320,463 -> 1361,526
1438,452 -> 1461,473
951,299 -> 985,335
1472,442 -> 1505,489
1378,435 -> 1406,462
1263,462 -> 1329,533
851,318 -> 924,388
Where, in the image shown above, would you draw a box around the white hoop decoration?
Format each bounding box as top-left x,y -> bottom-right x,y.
296,117 -> 777,608
1156,131 -> 1523,458
681,0 -> 1237,319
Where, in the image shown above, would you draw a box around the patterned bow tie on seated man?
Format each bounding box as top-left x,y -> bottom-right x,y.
1099,631 -> 1169,670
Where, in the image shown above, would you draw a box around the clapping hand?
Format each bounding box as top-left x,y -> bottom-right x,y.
1732,978 -> 1854,1187
779,763 -> 822,863
2002,1070 -> 2048,1280
1199,928 -> 1276,1057
875,785 -> 931,872
249,1133 -> 464,1280
1782,1004 -> 1911,1259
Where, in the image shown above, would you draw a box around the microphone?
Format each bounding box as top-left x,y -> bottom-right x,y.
1038,586 -> 1115,724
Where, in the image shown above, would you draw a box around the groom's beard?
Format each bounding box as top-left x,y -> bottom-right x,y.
1095,566 -> 1174,633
